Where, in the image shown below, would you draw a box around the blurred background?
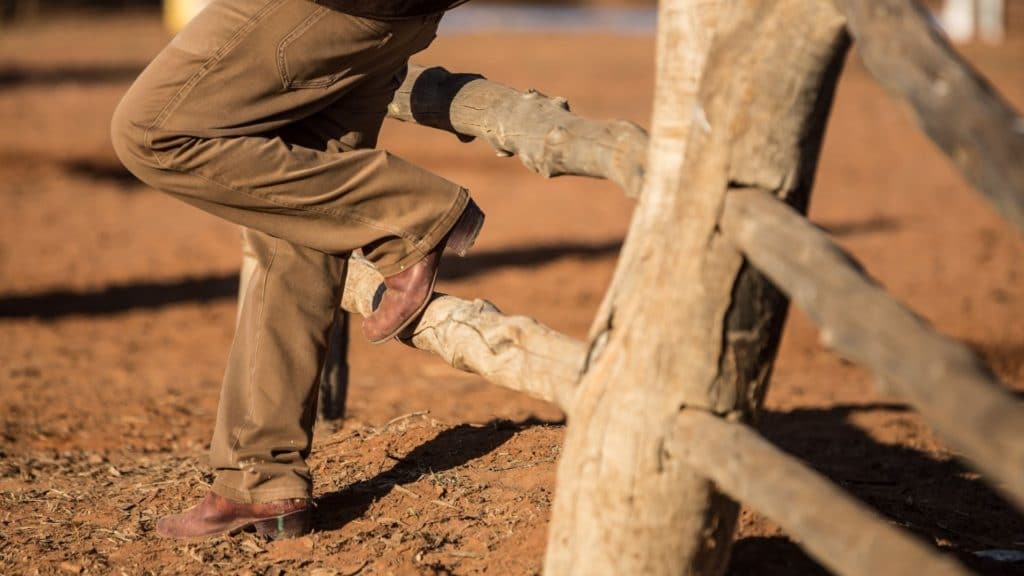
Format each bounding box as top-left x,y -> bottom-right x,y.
0,1 -> 1022,574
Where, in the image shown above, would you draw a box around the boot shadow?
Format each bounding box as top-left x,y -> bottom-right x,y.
313,418 -> 554,532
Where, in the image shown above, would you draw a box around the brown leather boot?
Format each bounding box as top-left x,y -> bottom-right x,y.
362,199 -> 485,343
155,491 -> 311,540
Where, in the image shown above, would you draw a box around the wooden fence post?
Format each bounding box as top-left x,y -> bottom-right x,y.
543,0 -> 849,573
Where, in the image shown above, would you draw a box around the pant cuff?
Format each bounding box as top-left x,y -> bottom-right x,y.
374,187 -> 470,277
212,474 -> 312,504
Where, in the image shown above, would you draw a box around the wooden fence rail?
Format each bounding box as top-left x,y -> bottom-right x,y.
837,0 -> 1024,235
720,187 -> 1024,510
672,410 -> 969,576
341,255 -> 580,411
388,65 -> 649,198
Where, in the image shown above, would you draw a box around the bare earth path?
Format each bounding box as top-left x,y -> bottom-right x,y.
0,10 -> 1022,575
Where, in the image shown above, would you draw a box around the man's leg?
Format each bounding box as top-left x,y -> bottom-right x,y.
154,47 -> 434,539
207,65 -> 408,508
154,227 -> 339,539
113,0 -> 477,538
210,229 -> 343,503
111,0 -> 469,277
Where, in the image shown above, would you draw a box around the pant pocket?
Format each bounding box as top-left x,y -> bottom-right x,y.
276,5 -> 393,89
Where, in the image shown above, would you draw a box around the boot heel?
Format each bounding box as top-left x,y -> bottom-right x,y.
253,510 -> 312,540
446,198 -> 485,257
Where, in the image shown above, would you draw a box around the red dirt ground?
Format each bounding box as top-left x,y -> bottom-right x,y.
1,8 -> 1023,575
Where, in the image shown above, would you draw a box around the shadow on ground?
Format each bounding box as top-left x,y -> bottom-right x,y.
63,157 -> 144,187
0,274 -> 241,318
313,418 -> 553,532
730,402 -> 1024,575
815,215 -> 903,237
0,64 -> 144,89
307,402 -> 1023,574
0,241 -> 622,318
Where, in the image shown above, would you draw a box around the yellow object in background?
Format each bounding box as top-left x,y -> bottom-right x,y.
163,0 -> 211,33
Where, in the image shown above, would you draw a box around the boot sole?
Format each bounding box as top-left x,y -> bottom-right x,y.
252,509 -> 313,540
155,508 -> 312,541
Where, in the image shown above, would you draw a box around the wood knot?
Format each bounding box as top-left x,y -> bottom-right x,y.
546,126 -> 569,145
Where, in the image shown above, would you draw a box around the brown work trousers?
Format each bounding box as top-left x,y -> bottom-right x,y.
111,0 -> 468,502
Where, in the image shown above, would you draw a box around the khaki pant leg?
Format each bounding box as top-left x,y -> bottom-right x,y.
111,0 -> 468,276
210,228 -> 343,503
208,50 -> 424,503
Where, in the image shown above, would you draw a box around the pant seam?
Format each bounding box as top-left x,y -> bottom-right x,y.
276,6 -> 329,90
412,188 -> 468,254
226,236 -> 278,462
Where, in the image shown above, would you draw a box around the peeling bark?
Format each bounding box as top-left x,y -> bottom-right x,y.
340,255 -> 581,412
388,64 -> 649,197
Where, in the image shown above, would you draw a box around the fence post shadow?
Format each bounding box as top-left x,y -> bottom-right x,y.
730,402 -> 1024,575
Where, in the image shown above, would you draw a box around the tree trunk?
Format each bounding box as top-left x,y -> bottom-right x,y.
543,0 -> 849,573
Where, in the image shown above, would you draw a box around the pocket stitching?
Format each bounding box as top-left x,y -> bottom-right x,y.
276,6 -> 331,89
276,9 -> 391,90
346,14 -> 390,36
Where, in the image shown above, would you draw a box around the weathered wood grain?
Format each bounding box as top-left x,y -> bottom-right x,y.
388,64 -> 649,197
340,255 -> 581,412
839,0 -> 1024,234
544,0 -> 851,572
673,410 -> 970,576
721,186 -> 1024,511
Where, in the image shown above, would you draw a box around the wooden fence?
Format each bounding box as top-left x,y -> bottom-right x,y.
240,0 -> 1023,573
